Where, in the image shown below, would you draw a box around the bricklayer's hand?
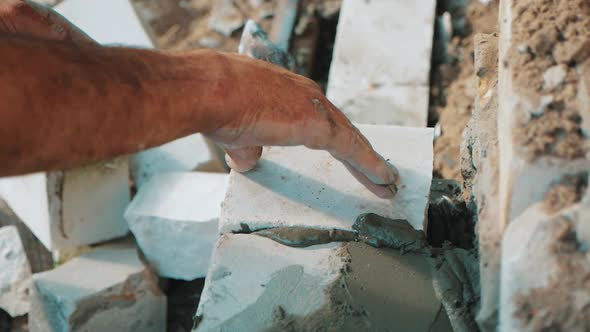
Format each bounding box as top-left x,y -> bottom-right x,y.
0,2 -> 400,198
0,0 -> 92,42
204,53 -> 400,199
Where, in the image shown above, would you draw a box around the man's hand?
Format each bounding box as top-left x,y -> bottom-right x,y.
0,1 -> 399,199
204,53 -> 400,198
0,0 -> 92,42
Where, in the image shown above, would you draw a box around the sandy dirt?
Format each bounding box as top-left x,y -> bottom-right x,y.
431,0 -> 499,181
543,172 -> 589,214
130,0 -> 269,51
508,0 -> 590,161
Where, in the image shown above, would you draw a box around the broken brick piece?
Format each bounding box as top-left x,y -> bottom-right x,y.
29,246 -> 166,332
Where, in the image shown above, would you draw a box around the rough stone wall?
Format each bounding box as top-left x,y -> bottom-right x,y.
461,32 -> 500,331
498,0 -> 590,227
496,0 -> 590,330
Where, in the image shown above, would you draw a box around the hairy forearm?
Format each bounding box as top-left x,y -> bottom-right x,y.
0,34 -> 233,176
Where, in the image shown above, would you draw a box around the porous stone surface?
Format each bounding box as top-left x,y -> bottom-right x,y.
500,199 -> 590,332
0,226 -> 32,317
497,0 -> 590,227
125,172 -> 228,280
326,0 -> 436,126
0,158 -> 130,250
0,200 -> 53,273
194,234 -> 451,332
496,1 -> 590,331
54,0 -> 153,47
29,246 -> 166,332
461,32 -> 501,331
220,124 -> 434,234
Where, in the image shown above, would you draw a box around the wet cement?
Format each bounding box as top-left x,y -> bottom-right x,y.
248,213 -> 477,331
220,242 -> 454,332
341,242 -> 453,332
353,213 -> 427,253
254,227 -> 357,248
254,213 -> 426,253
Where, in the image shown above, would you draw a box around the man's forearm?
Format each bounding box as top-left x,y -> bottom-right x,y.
0,34 -> 231,176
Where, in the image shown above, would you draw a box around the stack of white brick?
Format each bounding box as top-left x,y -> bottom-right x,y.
327,0 -> 436,127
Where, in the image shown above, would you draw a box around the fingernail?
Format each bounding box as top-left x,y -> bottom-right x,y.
388,183 -> 398,196
385,160 -> 400,184
375,186 -> 395,199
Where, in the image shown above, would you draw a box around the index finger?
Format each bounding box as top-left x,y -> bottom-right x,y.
303,98 -> 400,198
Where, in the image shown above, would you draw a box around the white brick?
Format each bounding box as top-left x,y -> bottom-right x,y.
131,134 -> 224,189
195,234 -> 446,331
220,124 -> 433,233
54,0 -> 153,48
125,172 -> 228,280
0,158 -> 130,250
29,246 -> 166,332
0,226 -> 32,317
194,234 -> 346,331
326,0 -> 436,127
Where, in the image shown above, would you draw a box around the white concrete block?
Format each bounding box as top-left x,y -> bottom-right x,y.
54,0 -> 153,47
194,234 -> 347,331
220,124 -> 433,233
0,226 -> 32,317
0,158 -> 130,250
125,172 -> 228,280
195,234 -> 448,331
29,246 -> 166,332
326,0 -> 436,127
131,134 -> 222,189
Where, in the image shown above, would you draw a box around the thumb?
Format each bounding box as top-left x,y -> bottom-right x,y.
224,146 -> 263,172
